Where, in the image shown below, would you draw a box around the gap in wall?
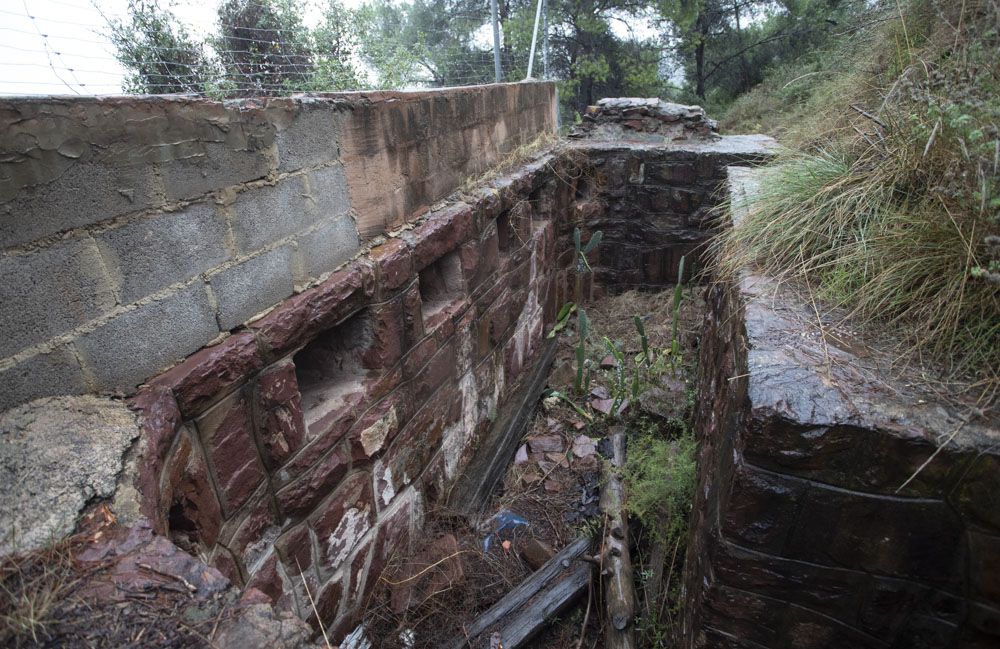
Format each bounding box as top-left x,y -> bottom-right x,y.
294,310 -> 372,437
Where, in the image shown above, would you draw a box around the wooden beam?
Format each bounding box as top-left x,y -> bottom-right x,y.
448,536 -> 593,649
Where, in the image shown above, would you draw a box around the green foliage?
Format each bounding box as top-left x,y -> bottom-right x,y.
716,0 -> 1000,383
625,422 -> 696,547
573,308 -> 590,394
109,0 -> 361,96
108,0 -> 215,94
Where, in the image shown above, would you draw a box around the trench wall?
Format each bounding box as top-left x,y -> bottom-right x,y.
566,138 -> 773,293
0,83 -> 556,412
681,168 -> 1000,649
1,84 -> 788,644
120,136 -> 768,640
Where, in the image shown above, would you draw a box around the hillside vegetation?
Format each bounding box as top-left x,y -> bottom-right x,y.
717,0 -> 1000,399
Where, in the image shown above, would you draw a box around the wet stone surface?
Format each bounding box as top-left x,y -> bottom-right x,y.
682,169 -> 1000,649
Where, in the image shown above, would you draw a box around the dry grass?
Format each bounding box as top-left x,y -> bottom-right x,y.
0,540 -> 82,647
459,132 -> 559,195
715,0 -> 1000,400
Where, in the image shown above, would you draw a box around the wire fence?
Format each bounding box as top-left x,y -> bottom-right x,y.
0,0 -> 548,97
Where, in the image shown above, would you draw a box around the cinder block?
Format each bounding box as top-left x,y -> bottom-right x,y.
230,176 -> 313,254
0,159 -> 162,248
75,282 -> 220,392
0,236 -> 117,359
295,214 -> 359,280
96,202 -> 230,303
160,140 -> 274,204
209,246 -> 295,331
0,345 -> 87,412
307,164 -> 351,221
276,104 -> 345,172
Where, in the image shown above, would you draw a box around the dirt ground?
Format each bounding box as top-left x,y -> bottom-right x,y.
362,286 -> 705,649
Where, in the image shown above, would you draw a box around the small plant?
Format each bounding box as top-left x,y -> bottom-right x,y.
670,255 -> 686,365
625,422 -> 698,646
573,308 -> 590,394
573,227 -> 603,305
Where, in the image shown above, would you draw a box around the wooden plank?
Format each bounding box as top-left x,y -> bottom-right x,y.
449,536 -> 592,649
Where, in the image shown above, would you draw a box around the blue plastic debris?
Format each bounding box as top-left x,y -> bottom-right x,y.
482,509 -> 530,552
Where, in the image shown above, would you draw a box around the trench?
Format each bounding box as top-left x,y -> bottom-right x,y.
360,284 -> 706,649
135,132 -> 775,647
4,93 -> 997,649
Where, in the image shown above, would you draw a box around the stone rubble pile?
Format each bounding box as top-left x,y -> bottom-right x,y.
570,97 -> 719,141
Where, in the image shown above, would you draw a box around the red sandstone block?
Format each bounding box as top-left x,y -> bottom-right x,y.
128,385 -> 183,527
253,361 -> 307,470
412,343 -> 456,403
419,451 -> 449,505
195,394 -> 266,515
370,238 -> 413,296
405,203 -> 475,271
354,498 -> 414,612
403,335 -> 439,380
459,230 -> 499,292
347,392 -> 406,461
720,464 -> 804,555
314,577 -> 345,634
422,295 -> 467,336
245,552 -> 283,605
209,545 -> 244,587
251,262 -> 370,361
160,427 -> 223,547
256,360 -> 299,411
300,385 -> 366,450
276,442 -> 351,519
310,472 -> 375,573
471,188 -> 503,231
225,488 -> 279,567
401,283 -> 424,345
153,332 -> 263,417
378,401 -> 448,508
361,298 -> 405,370
274,522 -> 314,573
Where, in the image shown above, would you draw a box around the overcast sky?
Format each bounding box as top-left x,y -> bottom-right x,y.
0,0 -> 658,96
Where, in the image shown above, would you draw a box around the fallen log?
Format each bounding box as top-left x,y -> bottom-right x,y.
601,427 -> 636,649
448,536 -> 593,649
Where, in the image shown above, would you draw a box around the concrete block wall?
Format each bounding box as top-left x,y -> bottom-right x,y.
127,153 -> 584,640
0,83 -> 557,412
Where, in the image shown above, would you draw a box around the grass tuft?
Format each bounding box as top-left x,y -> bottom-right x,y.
715,0 -> 1000,391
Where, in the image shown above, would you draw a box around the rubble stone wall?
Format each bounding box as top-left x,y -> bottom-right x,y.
681,168 -> 1000,649
572,137 -> 773,291
0,83 -> 556,411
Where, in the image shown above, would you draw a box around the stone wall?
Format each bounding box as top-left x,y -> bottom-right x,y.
119,131 -> 770,641
680,168 -> 1000,649
127,152 -> 583,640
0,83 -> 556,412
569,137 -> 774,292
